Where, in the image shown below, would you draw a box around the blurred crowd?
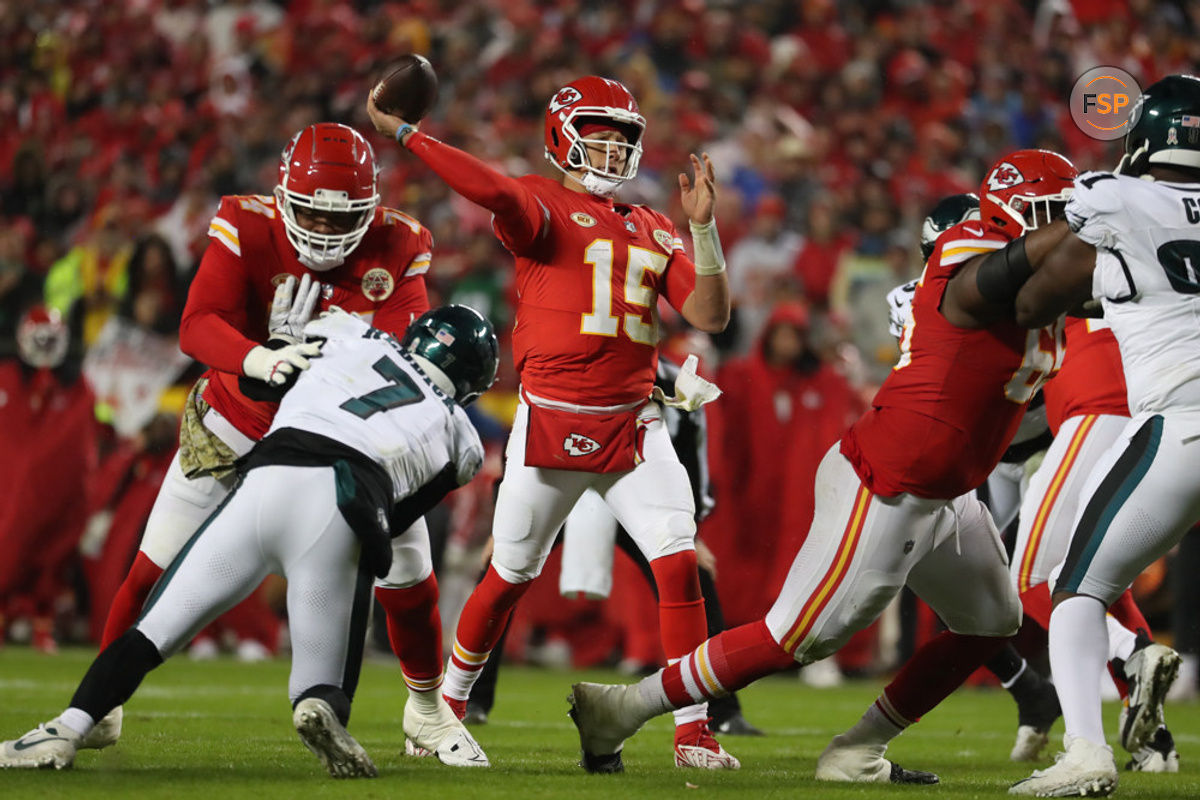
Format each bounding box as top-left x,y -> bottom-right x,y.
2,0 -> 1199,686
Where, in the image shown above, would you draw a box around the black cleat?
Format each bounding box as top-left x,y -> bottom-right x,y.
714,712 -> 765,737
890,762 -> 940,784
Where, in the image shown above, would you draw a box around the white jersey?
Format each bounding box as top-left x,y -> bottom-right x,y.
271,310 -> 483,499
1068,171 -> 1200,415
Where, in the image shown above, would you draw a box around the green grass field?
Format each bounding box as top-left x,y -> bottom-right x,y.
1,648 -> 1199,799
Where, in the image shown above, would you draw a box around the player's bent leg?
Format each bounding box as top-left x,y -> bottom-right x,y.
444,447 -> 591,711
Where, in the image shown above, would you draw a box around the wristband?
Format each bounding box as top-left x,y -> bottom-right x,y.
395,123 -> 416,144
689,218 -> 726,276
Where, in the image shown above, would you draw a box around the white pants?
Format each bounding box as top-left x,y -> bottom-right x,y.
1011,413 -> 1127,593
142,434 -> 429,588
559,488 -> 618,599
137,467 -> 374,702
764,444 -> 1021,663
490,401 -> 695,584
1057,412 -> 1200,604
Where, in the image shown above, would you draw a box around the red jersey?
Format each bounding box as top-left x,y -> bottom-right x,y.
1042,317 -> 1128,434
840,221 -> 1065,499
181,194 -> 433,439
406,133 -> 697,406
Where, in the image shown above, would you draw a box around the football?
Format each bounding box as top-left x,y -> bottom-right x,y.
371,54 -> 439,122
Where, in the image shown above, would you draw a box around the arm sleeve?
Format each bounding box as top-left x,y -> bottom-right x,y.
405,131 -> 547,253
178,239 -> 258,374
389,463 -> 460,535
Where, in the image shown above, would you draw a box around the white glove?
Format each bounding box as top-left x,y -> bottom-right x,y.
268,274 -> 321,344
242,341 -> 322,386
651,354 -> 721,412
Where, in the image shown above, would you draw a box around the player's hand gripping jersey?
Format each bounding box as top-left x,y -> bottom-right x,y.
842,220 -> 1065,498
1067,171 -> 1200,415
181,194 -> 433,440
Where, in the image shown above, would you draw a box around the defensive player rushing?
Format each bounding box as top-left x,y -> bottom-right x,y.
565,150 -> 1075,778
87,123 -> 463,760
367,76 -> 738,768
1009,75 -> 1200,797
0,306 -> 497,775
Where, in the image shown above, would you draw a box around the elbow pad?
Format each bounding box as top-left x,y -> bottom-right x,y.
975,237 -> 1033,304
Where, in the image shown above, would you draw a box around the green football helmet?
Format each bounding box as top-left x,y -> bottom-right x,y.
401,305 -> 499,405
920,193 -> 980,261
1120,74 -> 1200,177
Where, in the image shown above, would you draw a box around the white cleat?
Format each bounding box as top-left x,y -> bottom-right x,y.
1120,643 -> 1180,753
79,706 -> 122,750
0,719 -> 81,770
403,697 -> 489,767
293,698 -> 377,778
1011,725 -> 1051,762
567,682 -> 646,774
1009,735 -> 1118,797
1124,726 -> 1179,773
815,735 -> 938,784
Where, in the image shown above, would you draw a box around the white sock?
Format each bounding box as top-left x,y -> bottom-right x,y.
58,708 -> 95,738
441,654 -> 483,702
1106,615 -> 1137,663
1050,596 -> 1109,746
672,702 -> 708,727
634,670 -> 675,720
838,700 -> 906,746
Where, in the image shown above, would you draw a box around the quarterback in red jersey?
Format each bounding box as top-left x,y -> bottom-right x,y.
565,150 -> 1075,781
368,75 -> 737,769
92,123 -> 479,767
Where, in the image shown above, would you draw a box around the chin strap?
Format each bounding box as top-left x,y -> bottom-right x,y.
579,171 -> 624,198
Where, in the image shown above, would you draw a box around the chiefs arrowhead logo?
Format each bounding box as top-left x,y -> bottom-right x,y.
986,162 -> 1025,192
548,87 -> 583,114
563,433 -> 601,456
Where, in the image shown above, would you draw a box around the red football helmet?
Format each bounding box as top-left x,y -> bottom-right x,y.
17,305 -> 69,369
275,122 -> 379,271
544,76 -> 646,197
979,149 -> 1077,234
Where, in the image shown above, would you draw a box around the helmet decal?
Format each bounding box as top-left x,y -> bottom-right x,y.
986,162 -> 1026,192
549,87 -> 583,113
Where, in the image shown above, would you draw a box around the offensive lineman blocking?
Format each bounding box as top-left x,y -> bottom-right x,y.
0,307 -> 497,775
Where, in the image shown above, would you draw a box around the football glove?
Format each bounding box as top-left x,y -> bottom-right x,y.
242,341 -> 322,386
651,354 -> 721,411
268,273 -> 321,344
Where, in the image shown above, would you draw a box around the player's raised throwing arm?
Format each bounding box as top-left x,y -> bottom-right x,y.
678,152 -> 730,333
366,95 -> 544,253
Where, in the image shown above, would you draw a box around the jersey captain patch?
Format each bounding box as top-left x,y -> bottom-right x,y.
570,212 -> 596,228
361,268 -> 395,302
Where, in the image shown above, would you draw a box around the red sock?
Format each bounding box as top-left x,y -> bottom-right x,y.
1108,589 -> 1150,637
661,619 -> 795,707
1019,583 -> 1053,630
884,632 -> 1008,722
450,566 -> 531,670
650,551 -> 706,659
376,576 -> 444,691
100,552 -> 163,648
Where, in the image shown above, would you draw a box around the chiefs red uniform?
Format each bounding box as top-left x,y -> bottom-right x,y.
181,194 -> 433,439
1042,316 -> 1128,433
841,221 -> 1065,499
406,133 -> 697,407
